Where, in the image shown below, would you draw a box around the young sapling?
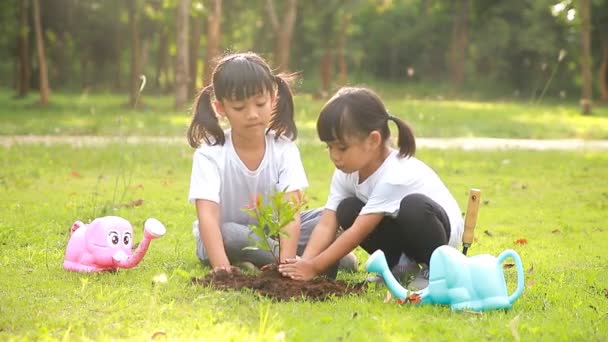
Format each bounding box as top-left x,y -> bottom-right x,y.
242,188 -> 305,265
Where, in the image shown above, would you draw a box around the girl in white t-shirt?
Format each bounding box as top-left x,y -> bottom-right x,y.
187,52 -> 355,274
279,87 -> 463,286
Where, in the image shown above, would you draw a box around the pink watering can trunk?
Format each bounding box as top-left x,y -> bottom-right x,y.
366,245 -> 525,311
112,218 -> 166,269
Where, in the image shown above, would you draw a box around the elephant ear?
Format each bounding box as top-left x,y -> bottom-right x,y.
70,221 -> 85,235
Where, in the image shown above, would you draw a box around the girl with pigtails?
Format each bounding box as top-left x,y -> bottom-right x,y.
279,87 -> 463,290
187,52 -> 356,275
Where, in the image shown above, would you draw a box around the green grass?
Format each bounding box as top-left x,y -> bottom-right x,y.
2,88 -> 608,140
1,141 -> 607,340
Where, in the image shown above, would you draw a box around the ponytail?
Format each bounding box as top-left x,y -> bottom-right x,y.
388,115 -> 416,158
268,75 -> 297,141
187,85 -> 225,148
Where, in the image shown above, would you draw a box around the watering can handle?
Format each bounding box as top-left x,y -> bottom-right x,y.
496,249 -> 525,304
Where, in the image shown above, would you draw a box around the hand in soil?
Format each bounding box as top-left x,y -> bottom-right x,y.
213,265 -> 241,274
260,263 -> 277,272
278,258 -> 317,281
193,267 -> 366,301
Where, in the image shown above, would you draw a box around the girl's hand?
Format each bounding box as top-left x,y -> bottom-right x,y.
278,258 -> 317,281
260,263 -> 276,272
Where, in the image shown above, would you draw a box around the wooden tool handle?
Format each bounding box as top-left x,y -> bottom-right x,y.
462,188 -> 481,246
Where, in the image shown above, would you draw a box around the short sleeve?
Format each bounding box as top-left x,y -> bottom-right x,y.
276,142 -> 309,192
188,150 -> 221,204
324,170 -> 354,211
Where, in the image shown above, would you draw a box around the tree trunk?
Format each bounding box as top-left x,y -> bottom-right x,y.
141,38 -> 150,77
80,56 -> 88,89
579,0 -> 593,114
336,12 -> 350,87
32,0 -> 49,105
275,0 -> 297,73
422,0 -> 430,16
319,12 -> 334,96
114,22 -> 123,90
389,46 -> 399,80
266,0 -> 298,72
189,14 -> 202,97
156,28 -> 169,92
448,0 -> 470,89
599,35 -> 608,102
203,0 -> 222,87
320,47 -> 332,97
128,0 -> 142,108
175,0 -> 190,110
17,0 -> 31,98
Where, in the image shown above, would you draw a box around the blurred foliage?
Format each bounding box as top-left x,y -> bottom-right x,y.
0,0 -> 607,99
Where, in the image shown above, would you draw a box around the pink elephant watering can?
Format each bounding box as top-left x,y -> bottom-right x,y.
366,245 -> 525,311
63,216 -> 166,272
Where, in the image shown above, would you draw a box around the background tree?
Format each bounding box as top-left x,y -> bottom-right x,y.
579,0 -> 593,114
175,0 -> 190,109
32,0 -> 49,105
600,34 -> 608,102
319,7 -> 336,97
594,0 -> 608,102
265,0 -> 297,72
145,0 -> 174,94
336,7 -> 352,87
203,0 -> 222,87
189,1 -> 203,96
448,0 -> 471,89
16,0 -> 30,98
1,0 -> 606,105
128,0 -> 142,108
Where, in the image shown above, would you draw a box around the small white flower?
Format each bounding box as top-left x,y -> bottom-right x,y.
153,273 -> 168,284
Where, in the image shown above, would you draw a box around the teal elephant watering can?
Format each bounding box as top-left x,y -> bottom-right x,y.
366,245 -> 525,311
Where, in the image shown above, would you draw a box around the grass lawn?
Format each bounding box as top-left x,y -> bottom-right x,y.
1,90 -> 607,340
1,142 -> 607,340
2,89 -> 608,140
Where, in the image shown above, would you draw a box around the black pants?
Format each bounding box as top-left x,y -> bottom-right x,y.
336,193 -> 451,268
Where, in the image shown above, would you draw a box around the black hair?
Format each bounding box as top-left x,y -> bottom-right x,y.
316,87 -> 416,158
187,52 -> 297,147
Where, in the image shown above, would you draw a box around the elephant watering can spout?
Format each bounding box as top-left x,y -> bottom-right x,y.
365,250 -> 410,300
113,218 -> 166,269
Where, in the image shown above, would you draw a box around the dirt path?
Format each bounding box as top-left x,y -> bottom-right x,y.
1,135 -> 608,150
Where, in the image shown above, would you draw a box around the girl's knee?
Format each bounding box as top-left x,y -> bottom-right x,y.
398,193 -> 432,220
336,197 -> 364,228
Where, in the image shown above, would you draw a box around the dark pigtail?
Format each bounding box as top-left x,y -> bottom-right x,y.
268,75 -> 297,141
388,115 -> 416,158
187,85 -> 225,148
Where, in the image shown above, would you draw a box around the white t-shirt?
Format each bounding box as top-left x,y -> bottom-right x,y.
325,149 -> 464,248
188,130 -> 309,226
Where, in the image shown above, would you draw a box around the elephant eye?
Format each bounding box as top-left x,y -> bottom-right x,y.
123,232 -> 132,246
108,231 -> 120,245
